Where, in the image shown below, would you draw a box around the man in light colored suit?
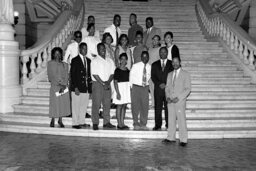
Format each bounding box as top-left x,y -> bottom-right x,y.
163,56 -> 191,146
143,17 -> 162,49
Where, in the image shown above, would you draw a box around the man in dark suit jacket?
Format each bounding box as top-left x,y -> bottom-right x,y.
151,47 -> 173,130
70,43 -> 92,129
143,17 -> 162,49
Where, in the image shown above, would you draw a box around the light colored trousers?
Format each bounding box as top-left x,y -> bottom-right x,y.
71,92 -> 89,125
167,101 -> 188,143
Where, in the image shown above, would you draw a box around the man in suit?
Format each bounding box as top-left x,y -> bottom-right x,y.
143,17 -> 162,49
70,43 -> 92,129
151,47 -> 173,131
163,56 -> 191,146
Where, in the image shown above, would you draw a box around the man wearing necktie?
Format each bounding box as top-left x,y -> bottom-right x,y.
130,51 -> 151,130
151,47 -> 173,131
104,14 -> 122,48
163,56 -> 191,147
143,17 -> 162,49
70,43 -> 92,129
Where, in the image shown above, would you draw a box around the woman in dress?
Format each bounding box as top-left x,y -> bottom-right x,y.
102,32 -> 115,62
113,53 -> 131,130
164,31 -> 180,60
47,47 -> 71,128
115,34 -> 132,69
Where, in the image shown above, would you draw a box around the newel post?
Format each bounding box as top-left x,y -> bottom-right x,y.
0,0 -> 22,113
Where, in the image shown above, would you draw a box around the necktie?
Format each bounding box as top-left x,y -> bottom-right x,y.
115,27 -> 119,46
172,70 -> 177,87
142,64 -> 147,86
83,56 -> 86,68
162,60 -> 165,72
83,56 -> 88,87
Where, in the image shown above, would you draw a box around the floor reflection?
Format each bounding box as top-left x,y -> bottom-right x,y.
0,132 -> 255,170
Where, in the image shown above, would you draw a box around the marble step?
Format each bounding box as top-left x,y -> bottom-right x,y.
179,60 -> 233,64
13,103 -> 256,118
20,93 -> 256,106
18,95 -> 256,108
29,85 -> 256,97
2,114 -> 256,129
1,121 -> 256,139
11,109 -> 256,120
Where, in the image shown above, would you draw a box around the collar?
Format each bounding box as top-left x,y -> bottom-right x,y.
174,68 -> 181,76
161,59 -> 167,64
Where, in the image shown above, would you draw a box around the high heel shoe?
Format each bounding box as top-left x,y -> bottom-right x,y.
58,121 -> 65,128
50,119 -> 55,127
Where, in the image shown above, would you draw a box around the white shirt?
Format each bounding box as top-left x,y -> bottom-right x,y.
81,27 -> 100,40
167,45 -> 174,61
82,36 -> 100,60
147,27 -> 152,34
91,55 -> 115,82
173,68 -> 181,80
161,59 -> 167,67
104,24 -> 122,46
130,62 -> 151,86
64,41 -> 79,64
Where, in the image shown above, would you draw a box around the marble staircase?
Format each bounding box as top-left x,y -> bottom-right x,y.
1,0 -> 256,139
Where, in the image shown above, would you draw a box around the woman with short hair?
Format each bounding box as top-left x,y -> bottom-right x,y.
47,47 -> 71,127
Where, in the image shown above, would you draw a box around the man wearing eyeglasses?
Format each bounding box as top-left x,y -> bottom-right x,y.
63,31 -> 82,64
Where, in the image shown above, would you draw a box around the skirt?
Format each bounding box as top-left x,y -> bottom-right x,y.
112,82 -> 131,105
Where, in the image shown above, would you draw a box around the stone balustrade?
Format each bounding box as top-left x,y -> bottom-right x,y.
197,0 -> 256,73
20,1 -> 84,86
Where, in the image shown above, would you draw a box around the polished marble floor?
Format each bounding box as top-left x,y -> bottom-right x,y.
0,132 -> 256,171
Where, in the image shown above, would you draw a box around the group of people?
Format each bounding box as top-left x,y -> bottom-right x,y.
47,13 -> 191,146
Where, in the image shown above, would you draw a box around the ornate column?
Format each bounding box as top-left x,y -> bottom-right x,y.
0,0 -> 21,113
249,0 -> 256,40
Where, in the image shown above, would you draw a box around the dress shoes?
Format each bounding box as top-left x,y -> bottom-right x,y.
140,126 -> 149,130
179,142 -> 187,147
85,113 -> 91,118
152,127 -> 161,131
93,124 -> 99,130
133,125 -> 141,130
50,120 -> 55,128
80,123 -> 90,128
58,121 -> 65,128
103,122 -> 116,129
72,125 -> 82,129
162,139 -> 176,144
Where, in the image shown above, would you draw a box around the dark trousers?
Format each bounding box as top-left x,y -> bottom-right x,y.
131,85 -> 149,127
154,88 -> 168,128
91,81 -> 111,125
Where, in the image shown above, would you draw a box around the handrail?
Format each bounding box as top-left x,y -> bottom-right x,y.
20,0 -> 85,92
196,0 -> 256,72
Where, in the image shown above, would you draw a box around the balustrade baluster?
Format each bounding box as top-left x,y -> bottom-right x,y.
42,48 -> 48,68
21,55 -> 29,84
230,32 -> 234,50
47,44 -> 52,61
223,24 -> 227,41
36,50 -> 42,72
249,49 -> 255,70
234,36 -> 239,54
226,28 -> 230,45
29,54 -> 37,79
220,22 -> 223,38
243,45 -> 249,64
239,41 -> 244,59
